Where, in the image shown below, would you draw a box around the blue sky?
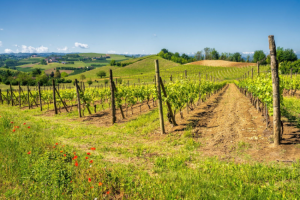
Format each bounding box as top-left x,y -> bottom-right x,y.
0,0 -> 299,55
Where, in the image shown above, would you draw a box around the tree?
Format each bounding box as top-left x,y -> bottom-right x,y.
232,52 -> 242,62
246,55 -> 250,62
194,51 -> 203,60
61,72 -> 68,78
87,79 -> 93,86
41,59 -> 47,65
204,47 -> 211,60
50,71 -> 54,78
54,69 -> 61,78
277,47 -> 298,62
32,68 -> 42,77
80,74 -> 86,81
110,60 -> 116,66
174,52 -> 180,57
211,48 -> 219,60
253,50 -> 266,63
104,79 -> 109,84
96,71 -> 106,78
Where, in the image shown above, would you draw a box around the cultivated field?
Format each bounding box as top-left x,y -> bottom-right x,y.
188,60 -> 257,67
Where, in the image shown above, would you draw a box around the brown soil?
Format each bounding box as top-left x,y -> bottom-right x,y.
20,63 -> 38,68
188,60 -> 256,67
166,83 -> 300,163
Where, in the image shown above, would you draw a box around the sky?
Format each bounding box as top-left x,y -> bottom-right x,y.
0,0 -> 299,55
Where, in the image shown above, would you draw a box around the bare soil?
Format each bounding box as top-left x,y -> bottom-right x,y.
166,84 -> 300,163
44,69 -> 74,75
188,60 -> 256,67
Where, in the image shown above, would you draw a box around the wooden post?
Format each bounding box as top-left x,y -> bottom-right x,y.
27,86 -> 30,109
52,79 -> 58,114
251,68 -> 253,79
185,70 -> 187,79
257,62 -> 260,76
0,89 -> 2,104
155,60 -> 165,134
109,70 -> 116,124
268,35 -> 281,146
290,68 -> 293,79
38,82 -> 42,111
10,84 -> 13,106
18,83 -> 21,108
170,75 -> 172,82
75,79 -> 82,118
160,77 -> 177,126
112,82 -> 125,119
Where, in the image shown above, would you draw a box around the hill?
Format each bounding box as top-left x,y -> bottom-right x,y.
188,60 -> 256,67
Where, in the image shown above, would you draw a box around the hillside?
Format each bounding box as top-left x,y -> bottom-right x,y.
188,60 -> 256,67
67,56 -> 179,81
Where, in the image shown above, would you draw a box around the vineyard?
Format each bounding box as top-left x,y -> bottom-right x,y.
1,58 -> 300,199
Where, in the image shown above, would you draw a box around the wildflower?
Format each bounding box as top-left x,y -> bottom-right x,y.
53,146 -> 56,148
86,157 -> 88,159
89,160 -> 93,163
73,156 -> 78,160
90,186 -> 93,189
106,191 -> 110,195
27,151 -> 31,154
75,162 -> 78,167
88,178 -> 91,182
17,126 -> 19,128
91,147 -> 96,150
23,123 -> 26,125
55,143 -> 58,145
70,181 -> 72,183
28,126 -> 30,129
12,129 -> 15,132
98,182 -> 102,186
10,122 -> 13,124
73,152 -> 76,155
60,151 -> 63,153
87,152 -> 91,155
64,154 -> 66,157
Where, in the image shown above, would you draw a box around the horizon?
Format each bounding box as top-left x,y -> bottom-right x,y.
0,0 -> 299,55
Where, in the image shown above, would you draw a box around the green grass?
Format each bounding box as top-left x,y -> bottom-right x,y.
1,101 -> 300,199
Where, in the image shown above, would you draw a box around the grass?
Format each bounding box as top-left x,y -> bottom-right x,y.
1,102 -> 300,199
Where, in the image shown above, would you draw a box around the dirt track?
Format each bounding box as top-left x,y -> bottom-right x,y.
170,83 -> 300,163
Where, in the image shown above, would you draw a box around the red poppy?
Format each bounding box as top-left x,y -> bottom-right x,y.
89,160 -> 93,163
10,122 -> 13,124
23,123 -> 26,125
55,143 -> 58,145
75,162 -> 78,167
64,154 -> 66,157
17,126 -> 19,128
88,178 -> 91,182
28,126 -> 30,129
53,146 -> 56,148
12,129 -> 15,132
98,182 -> 103,186
70,181 -> 72,183
90,186 -> 93,189
27,151 -> 31,154
73,152 -> 76,155
72,156 -> 78,160
106,191 -> 110,195
85,157 -> 88,159
91,147 -> 96,150
87,152 -> 91,155
60,151 -> 63,153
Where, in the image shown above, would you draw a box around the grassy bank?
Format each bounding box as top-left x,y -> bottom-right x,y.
0,104 -> 300,199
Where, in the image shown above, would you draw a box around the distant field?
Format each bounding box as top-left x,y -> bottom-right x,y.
44,69 -> 74,75
188,60 -> 256,67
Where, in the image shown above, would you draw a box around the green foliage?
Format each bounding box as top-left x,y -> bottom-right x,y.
158,49 -> 195,64
40,59 -> 47,65
80,74 -> 86,81
61,72 -> 69,78
279,60 -> 300,74
87,79 -> 93,86
54,69 -> 61,78
96,71 -> 106,78
110,59 -> 116,66
277,47 -> 298,62
253,50 -> 266,63
32,68 -> 42,77
211,48 -> 220,60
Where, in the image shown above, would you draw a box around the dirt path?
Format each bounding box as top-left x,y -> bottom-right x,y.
170,83 -> 300,163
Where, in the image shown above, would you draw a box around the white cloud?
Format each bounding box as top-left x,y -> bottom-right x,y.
57,46 -> 68,51
242,52 -> 254,54
13,44 -> 19,47
0,28 -> 3,31
107,50 -> 117,54
0,41 -> 2,47
75,42 -> 89,49
19,45 -> 49,53
5,49 -> 13,53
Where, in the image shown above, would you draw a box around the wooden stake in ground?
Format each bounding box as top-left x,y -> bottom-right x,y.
10,84 -> 13,106
251,68 -> 253,79
0,89 -> 2,104
52,79 -> 58,114
257,62 -> 260,76
268,35 -> 281,146
155,60 -> 165,134
18,82 -> 21,108
185,70 -> 187,79
109,69 -> 116,124
38,82 -> 42,111
75,79 -> 82,118
290,68 -> 293,79
27,86 -> 30,109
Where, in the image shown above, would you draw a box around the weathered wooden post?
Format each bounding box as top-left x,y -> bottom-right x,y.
10,84 -> 13,106
109,70 -> 116,124
38,82 -> 42,111
52,79 -> 58,114
75,79 -> 82,117
268,35 -> 281,146
290,68 -> 293,79
170,75 -> 172,82
18,82 -> 21,108
251,68 -> 253,79
185,70 -> 187,79
0,89 -> 2,104
155,60 -> 165,134
257,62 -> 260,76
